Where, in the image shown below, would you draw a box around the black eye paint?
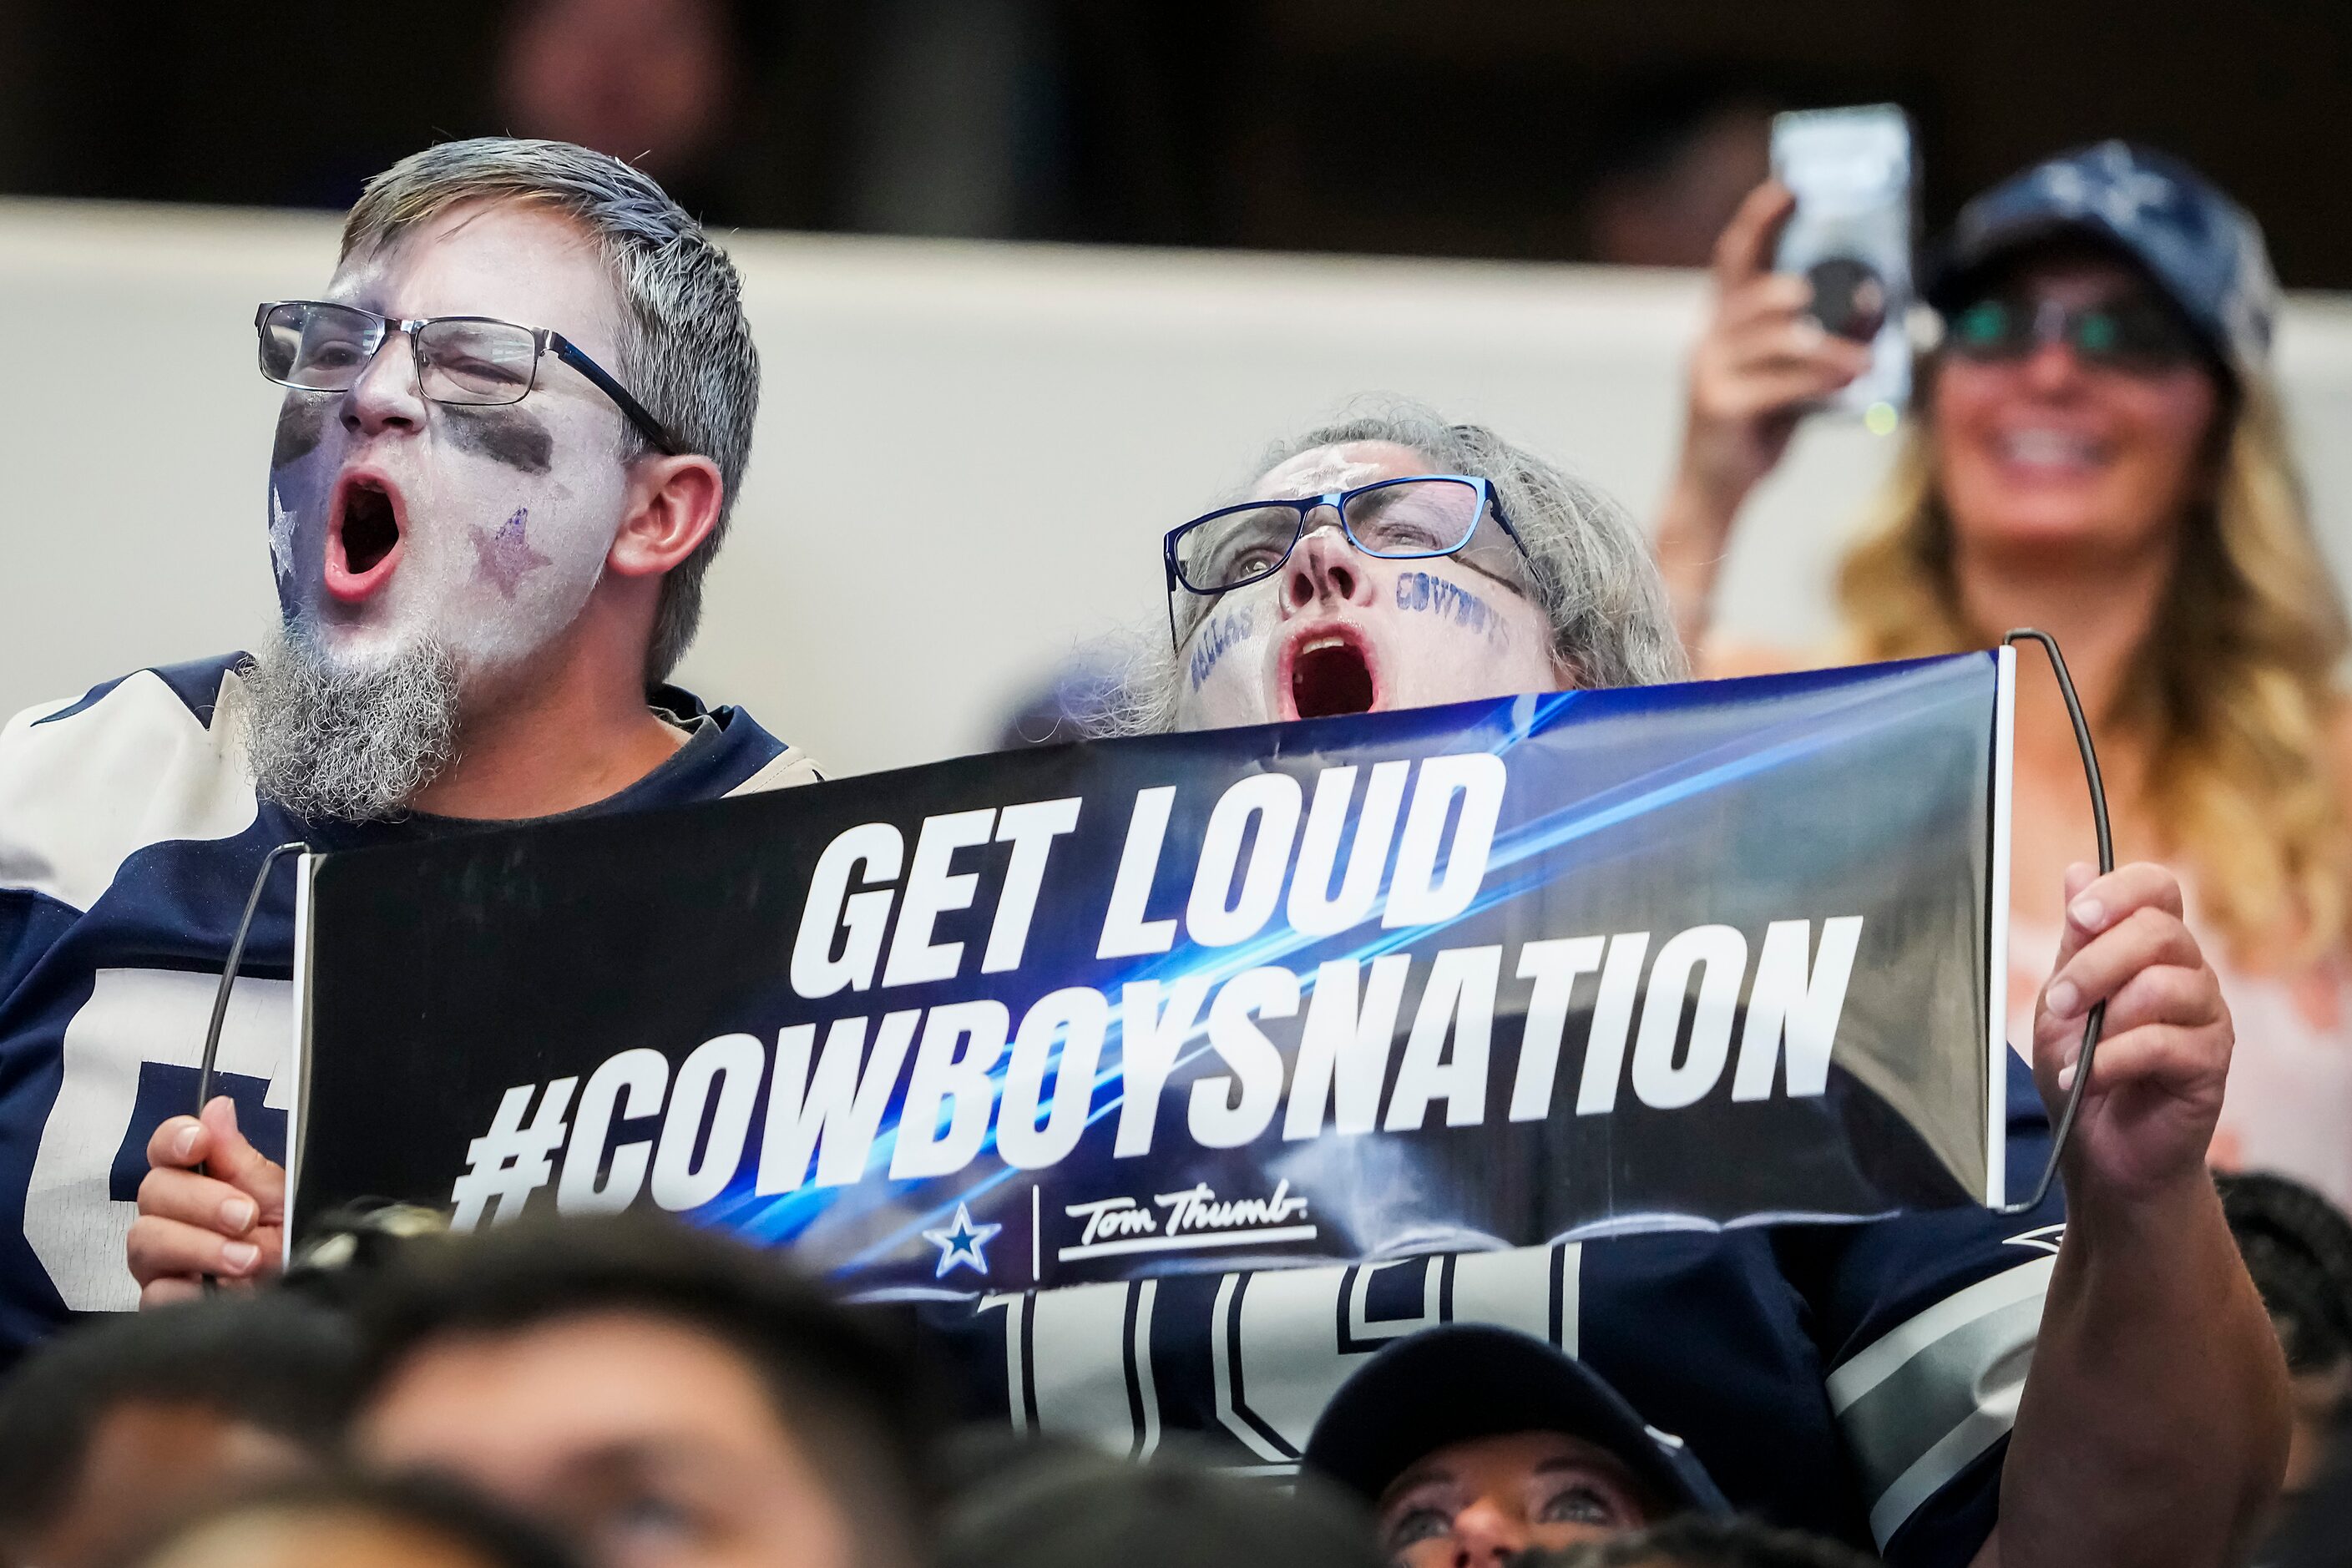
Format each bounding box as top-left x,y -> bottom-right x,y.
442,404 -> 555,475
271,398 -> 330,469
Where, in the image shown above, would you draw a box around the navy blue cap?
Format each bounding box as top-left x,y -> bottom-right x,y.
1299,1324 -> 1731,1518
1925,140 -> 2278,372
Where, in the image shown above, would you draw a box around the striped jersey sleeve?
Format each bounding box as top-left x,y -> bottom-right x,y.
1778,1050 -> 2065,1567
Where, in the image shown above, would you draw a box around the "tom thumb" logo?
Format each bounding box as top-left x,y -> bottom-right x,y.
1060,1180 -> 1315,1262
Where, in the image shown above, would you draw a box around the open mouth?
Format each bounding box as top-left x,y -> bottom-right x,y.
1287,631 -> 1379,720
325,471 -> 407,603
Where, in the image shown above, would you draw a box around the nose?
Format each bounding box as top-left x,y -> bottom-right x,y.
341,327 -> 428,440
2018,334 -> 2087,395
1448,1496 -> 1530,1567
1281,512 -> 1377,618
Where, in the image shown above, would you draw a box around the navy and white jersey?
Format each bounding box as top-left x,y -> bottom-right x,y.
0,652 -> 821,1365
920,1053 -> 2065,1568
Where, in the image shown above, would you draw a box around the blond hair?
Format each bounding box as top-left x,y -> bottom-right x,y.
1838,376 -> 2350,962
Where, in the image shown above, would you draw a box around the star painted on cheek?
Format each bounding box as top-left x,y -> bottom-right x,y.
469,507 -> 554,599
922,1203 -> 1002,1278
267,486 -> 296,582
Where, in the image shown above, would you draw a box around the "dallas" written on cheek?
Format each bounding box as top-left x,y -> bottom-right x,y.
1187,606 -> 1256,690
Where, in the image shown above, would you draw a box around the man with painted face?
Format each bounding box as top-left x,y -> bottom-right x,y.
0,138 -> 819,1358
921,402 -> 2284,1568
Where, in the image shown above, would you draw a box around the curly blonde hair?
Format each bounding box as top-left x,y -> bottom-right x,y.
1837,375 -> 2350,962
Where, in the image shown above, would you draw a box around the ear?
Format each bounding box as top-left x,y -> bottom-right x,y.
606,453 -> 725,581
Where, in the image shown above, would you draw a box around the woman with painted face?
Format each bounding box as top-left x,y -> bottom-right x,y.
1655,142 -> 2352,1216
914,397 -> 2284,1568
1130,408 -> 1685,734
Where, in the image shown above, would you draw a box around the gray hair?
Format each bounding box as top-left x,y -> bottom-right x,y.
341,138 -> 760,685
242,629 -> 459,821
1107,397 -> 1687,732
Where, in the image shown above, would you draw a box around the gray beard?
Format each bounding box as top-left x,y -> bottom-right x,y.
241,627 -> 461,822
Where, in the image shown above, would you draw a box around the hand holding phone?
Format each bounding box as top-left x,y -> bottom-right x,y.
1672,184 -> 1872,516
1769,104 -> 1914,413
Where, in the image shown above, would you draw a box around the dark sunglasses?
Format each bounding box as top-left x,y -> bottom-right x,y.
1944,295 -> 2205,376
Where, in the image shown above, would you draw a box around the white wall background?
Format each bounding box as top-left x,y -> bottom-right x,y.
5,197 -> 2351,776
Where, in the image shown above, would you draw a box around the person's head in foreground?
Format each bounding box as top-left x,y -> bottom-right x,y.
120,1472 -> 582,1568
0,1295 -> 355,1568
1142,401 -> 1686,733
1299,1324 -> 1729,1565
937,1435 -> 1383,1568
1838,141 -> 2346,959
345,1214 -> 934,1568
249,134 -> 759,820
2218,1171 -> 2352,1514
1520,1515 -> 1884,1568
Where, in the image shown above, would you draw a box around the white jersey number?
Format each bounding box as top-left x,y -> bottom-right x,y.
25,968 -> 292,1311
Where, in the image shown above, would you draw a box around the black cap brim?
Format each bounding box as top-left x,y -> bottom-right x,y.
1298,1324 -> 1728,1518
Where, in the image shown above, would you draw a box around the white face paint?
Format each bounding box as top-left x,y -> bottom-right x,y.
1173,442 -> 1565,730
267,483 -> 297,584
1277,451 -> 1383,496
264,201 -> 642,698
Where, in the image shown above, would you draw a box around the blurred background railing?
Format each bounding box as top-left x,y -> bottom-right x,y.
8,200 -> 2350,772
5,0 -> 2350,772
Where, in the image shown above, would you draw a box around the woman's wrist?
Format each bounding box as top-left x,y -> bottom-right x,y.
2056,1151 -> 2228,1269
1660,459 -> 1747,549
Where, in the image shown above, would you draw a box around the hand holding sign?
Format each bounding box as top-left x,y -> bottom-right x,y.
128,1095 -> 286,1305
2031,861 -> 2233,1205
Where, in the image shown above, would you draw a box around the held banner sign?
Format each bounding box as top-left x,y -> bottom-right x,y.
289,654 -> 2016,1298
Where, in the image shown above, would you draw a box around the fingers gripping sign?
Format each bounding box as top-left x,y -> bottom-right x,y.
129,1095 -> 288,1307
2032,862 -> 2234,1203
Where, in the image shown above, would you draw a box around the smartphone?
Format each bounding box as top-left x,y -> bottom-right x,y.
1770,104 -> 1914,417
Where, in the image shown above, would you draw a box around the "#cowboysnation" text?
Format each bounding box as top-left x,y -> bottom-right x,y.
444,915 -> 1864,1232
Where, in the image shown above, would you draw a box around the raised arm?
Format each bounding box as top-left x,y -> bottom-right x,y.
1983,862 -> 2290,1568
1654,181 -> 1870,656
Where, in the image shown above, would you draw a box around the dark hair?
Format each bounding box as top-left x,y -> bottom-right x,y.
938,1439 -> 1383,1568
1584,67 -> 1787,189
349,1214 -> 938,1551
2217,1171 -> 2352,1375
1521,1515 -> 1883,1568
2266,1406 -> 2352,1567
0,1295 -> 356,1540
118,1469 -> 582,1568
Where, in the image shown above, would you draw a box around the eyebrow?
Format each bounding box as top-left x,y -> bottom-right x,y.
552,1435 -> 736,1488
1383,1461 -> 1455,1502
1532,1451 -> 1657,1517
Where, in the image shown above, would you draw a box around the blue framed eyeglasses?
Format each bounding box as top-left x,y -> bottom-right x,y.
1161,473 -> 1532,645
